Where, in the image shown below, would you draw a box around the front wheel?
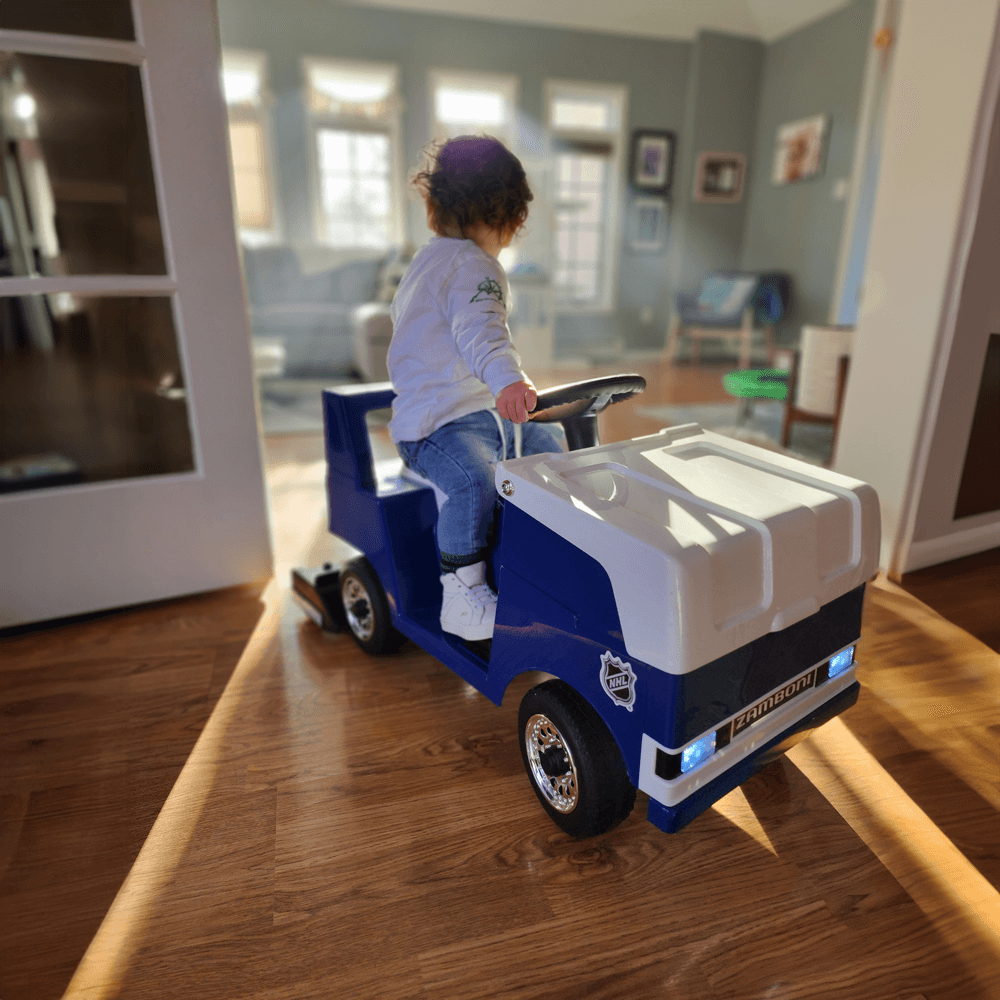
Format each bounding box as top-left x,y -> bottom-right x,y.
518,680 -> 635,838
339,558 -> 405,655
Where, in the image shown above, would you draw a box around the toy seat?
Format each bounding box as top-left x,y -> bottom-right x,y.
398,462 -> 448,510
664,272 -> 790,369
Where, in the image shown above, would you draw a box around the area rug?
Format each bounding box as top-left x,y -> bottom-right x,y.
258,378 -> 360,435
636,400 -> 833,466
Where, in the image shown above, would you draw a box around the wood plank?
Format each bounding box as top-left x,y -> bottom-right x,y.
3,360 -> 998,1000
898,547 -> 1000,652
0,585 -> 266,1000
55,572 -> 1000,1000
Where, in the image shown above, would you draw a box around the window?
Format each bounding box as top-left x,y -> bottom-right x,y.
221,50 -> 277,240
545,81 -> 627,311
304,58 -> 401,249
429,69 -> 518,148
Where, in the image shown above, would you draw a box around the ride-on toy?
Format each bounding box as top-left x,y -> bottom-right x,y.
293,376 -> 880,838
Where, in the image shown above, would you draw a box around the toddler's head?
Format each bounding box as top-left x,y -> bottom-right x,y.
414,135 -> 532,243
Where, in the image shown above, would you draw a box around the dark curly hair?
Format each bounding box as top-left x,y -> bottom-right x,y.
413,135 -> 532,241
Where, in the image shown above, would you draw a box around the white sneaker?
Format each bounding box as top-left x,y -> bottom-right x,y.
440,562 -> 498,641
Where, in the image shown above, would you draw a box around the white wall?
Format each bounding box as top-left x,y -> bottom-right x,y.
908,63 -> 1000,571
833,0 -> 1000,576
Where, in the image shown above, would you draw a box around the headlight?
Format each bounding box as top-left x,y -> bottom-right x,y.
681,732 -> 716,773
828,646 -> 855,679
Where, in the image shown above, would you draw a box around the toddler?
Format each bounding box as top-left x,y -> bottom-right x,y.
388,136 -> 562,642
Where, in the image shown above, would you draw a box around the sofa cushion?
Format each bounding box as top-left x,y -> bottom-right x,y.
242,246 -> 304,306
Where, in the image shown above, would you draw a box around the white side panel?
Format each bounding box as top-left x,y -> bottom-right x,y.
498,425 -> 880,673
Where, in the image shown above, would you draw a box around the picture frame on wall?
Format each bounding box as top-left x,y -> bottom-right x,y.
693,151 -> 746,203
627,196 -> 669,253
630,130 -> 675,195
772,114 -> 829,184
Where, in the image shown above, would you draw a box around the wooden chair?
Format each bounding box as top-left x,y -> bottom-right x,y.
664,272 -> 790,369
780,325 -> 854,465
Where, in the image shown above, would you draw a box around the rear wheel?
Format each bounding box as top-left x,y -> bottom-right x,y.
518,680 -> 635,838
339,558 -> 404,655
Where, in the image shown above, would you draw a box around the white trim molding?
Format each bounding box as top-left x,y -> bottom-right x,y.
891,8 -> 1000,578
829,0 -> 891,325
0,29 -> 145,64
0,275 -> 178,297
904,522 -> 1000,574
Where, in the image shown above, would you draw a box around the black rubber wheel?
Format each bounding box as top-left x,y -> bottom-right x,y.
518,679 -> 636,838
339,558 -> 405,655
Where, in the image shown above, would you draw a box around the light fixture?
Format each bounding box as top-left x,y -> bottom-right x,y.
13,92 -> 36,121
828,646 -> 855,679
681,731 -> 716,773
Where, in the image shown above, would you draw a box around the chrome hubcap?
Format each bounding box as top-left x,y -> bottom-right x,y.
342,576 -> 374,642
525,713 -> 578,813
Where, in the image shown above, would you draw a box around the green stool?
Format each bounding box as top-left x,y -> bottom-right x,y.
722,368 -> 789,424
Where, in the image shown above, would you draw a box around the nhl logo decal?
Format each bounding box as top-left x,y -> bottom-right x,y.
600,651 -> 636,711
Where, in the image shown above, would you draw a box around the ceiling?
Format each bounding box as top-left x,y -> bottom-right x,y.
339,0 -> 853,43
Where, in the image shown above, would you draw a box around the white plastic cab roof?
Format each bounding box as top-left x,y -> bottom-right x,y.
496,423 -> 880,675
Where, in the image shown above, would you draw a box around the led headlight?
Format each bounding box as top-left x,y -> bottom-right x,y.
681,732 -> 716,773
828,645 -> 855,679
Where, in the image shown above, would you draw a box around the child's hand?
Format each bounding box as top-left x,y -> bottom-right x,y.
496,380 -> 537,423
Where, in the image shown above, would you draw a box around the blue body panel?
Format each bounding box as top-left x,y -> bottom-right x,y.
322,384 -> 508,691
488,503 -> 648,783
320,383 -> 862,835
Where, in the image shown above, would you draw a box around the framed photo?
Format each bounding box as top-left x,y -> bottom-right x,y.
772,114 -> 829,185
630,130 -> 675,195
627,196 -> 669,253
693,152 -> 746,203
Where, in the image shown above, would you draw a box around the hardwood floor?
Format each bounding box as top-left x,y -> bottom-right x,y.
49,576 -> 999,1000
0,584 -> 267,1000
898,547 -> 1000,652
1,360 -> 997,1000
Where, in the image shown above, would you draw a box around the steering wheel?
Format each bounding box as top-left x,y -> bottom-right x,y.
530,374 -> 646,451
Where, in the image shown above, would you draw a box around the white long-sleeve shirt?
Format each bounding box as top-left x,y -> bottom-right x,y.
387,236 -> 526,443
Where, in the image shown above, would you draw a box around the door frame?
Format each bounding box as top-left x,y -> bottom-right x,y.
0,0 -> 273,626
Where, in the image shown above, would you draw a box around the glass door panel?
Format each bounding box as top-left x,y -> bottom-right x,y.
0,51 -> 166,278
0,1 -> 135,41
0,294 -> 195,492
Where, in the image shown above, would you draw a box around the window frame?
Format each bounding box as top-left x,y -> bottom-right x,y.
302,56 -> 404,252
221,48 -> 280,245
544,79 -> 628,314
428,68 -> 519,148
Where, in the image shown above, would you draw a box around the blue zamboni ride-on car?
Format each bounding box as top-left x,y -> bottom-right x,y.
292,375 -> 880,839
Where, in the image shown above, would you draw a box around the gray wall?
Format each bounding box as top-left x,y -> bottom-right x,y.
216,0 -> 691,355
669,31 -> 764,301
218,0 -> 876,356
739,0 -> 876,339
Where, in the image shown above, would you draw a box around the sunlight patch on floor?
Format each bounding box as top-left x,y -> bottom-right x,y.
712,786 -> 779,856
63,580 -> 286,998
791,717 -> 1000,978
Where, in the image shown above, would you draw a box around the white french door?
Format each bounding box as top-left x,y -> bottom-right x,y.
0,0 -> 272,627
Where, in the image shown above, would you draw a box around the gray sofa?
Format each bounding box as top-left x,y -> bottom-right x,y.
242,246 -> 386,377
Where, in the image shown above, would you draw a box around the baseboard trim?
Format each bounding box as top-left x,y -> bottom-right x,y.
904,520 -> 1000,573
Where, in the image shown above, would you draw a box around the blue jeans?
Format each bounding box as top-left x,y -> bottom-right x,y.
397,410 -> 563,569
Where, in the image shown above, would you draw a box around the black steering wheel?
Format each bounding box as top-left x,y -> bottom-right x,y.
530,374 -> 646,451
